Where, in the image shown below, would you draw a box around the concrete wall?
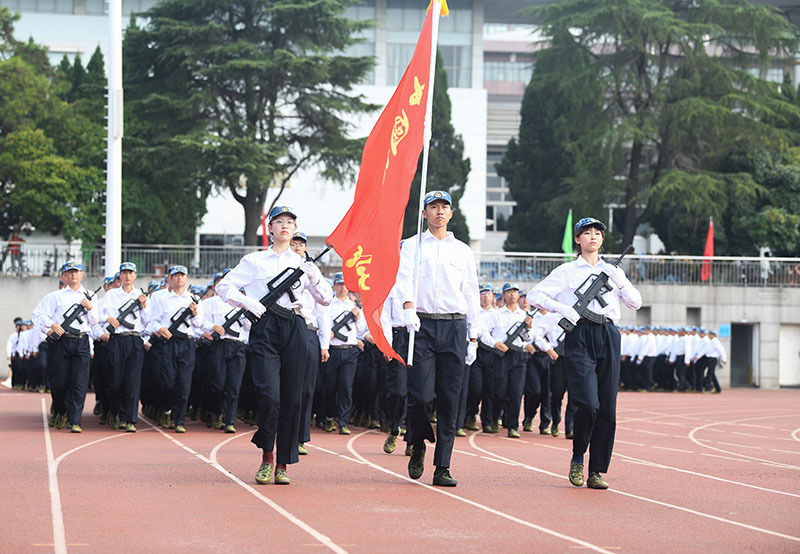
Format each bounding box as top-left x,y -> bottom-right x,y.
4,277 -> 799,388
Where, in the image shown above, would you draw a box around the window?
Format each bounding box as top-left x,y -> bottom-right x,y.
486,149 -> 517,232
484,60 -> 533,83
439,44 -> 470,88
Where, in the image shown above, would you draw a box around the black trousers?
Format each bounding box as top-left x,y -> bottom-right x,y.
49,335 -> 91,426
208,339 -> 246,426
549,356 -> 575,431
704,357 -> 721,392
92,340 -> 111,411
248,311 -> 308,465
491,350 -> 526,431
384,328 -> 408,434
109,335 -> 144,423
524,352 -> 552,428
10,356 -> 23,388
466,347 -> 492,421
674,356 -> 692,391
322,346 -> 359,427
564,320 -> 620,474
299,328 -> 321,443
141,341 -> 162,410
158,337 -> 195,426
406,317 -> 467,468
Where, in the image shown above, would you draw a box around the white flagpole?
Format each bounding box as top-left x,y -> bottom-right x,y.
407,1 -> 442,366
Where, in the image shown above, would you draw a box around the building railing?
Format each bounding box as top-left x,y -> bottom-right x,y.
2,242 -> 799,287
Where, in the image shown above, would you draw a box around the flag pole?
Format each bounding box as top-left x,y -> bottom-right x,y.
407,0 -> 442,367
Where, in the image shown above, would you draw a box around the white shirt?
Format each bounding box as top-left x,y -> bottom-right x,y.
215,247 -> 332,312
488,306 -> 531,350
32,286 -> 100,335
329,297 -> 360,347
635,333 -> 659,362
6,332 -> 19,358
531,255 -> 642,325
476,306 -> 496,349
530,312 -> 563,352
708,337 -> 727,363
144,288 -> 202,337
200,295 -> 251,342
101,287 -> 148,334
395,230 -> 480,339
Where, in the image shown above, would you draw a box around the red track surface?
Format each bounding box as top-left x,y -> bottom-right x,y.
2,387 -> 799,553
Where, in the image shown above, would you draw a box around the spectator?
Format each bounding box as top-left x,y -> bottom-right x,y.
8,232 -> 25,272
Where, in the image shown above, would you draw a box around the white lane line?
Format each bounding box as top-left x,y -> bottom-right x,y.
636,429 -> 670,437
41,399 -> 66,554
307,444 -> 368,464
615,440 -> 647,447
790,428 -> 800,443
533,443 -> 569,452
345,432 -> 614,554
650,446 -> 694,454
468,433 -> 800,544
613,453 -> 800,499
453,449 -> 478,457
739,423 -> 775,429
717,442 -> 763,450
651,422 -> 685,428
689,415 -> 800,470
701,453 -> 752,463
730,431 -> 771,439
770,449 -> 800,455
142,418 -> 347,554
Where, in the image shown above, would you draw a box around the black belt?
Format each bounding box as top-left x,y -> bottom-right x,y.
62,332 -> 87,339
267,304 -> 301,320
579,316 -> 613,325
307,323 -> 318,332
417,312 -> 466,320
329,344 -> 357,350
113,332 -> 141,337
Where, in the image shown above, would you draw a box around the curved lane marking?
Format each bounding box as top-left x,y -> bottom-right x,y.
141,418 -> 347,554
41,398 -> 66,554
345,431 -> 614,554
467,432 -> 800,544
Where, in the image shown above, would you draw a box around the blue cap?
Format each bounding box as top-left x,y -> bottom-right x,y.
518,289 -> 527,296
147,280 -> 160,289
502,282 -> 520,293
120,262 -> 136,272
113,272 -> 120,280
292,231 -> 307,242
574,217 -> 607,235
103,276 -> 115,285
61,261 -> 82,273
23,319 -> 32,326
268,205 -> 297,222
423,190 -> 452,207
168,265 -> 188,276
333,272 -> 345,284
495,293 -> 502,300
479,283 -> 493,293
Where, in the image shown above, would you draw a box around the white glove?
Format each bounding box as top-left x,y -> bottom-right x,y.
241,297 -> 266,318
562,306 -> 580,326
465,341 -> 477,365
403,308 -> 421,333
605,266 -> 627,290
300,261 -> 322,284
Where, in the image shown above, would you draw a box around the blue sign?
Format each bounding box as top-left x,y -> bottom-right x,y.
718,323 -> 731,338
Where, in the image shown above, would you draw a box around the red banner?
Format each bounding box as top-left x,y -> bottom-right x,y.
327,6 -> 435,362
701,216 -> 714,282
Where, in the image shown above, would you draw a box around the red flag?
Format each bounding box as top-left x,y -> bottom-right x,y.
260,210 -> 268,248
327,5 -> 436,363
701,216 -> 714,282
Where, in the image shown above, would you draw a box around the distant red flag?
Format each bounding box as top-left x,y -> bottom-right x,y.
701,216 -> 714,282
260,210 -> 268,248
327,5 -> 437,363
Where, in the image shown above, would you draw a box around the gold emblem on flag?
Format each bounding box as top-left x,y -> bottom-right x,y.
345,245 -> 373,291
391,109 -> 409,156
409,76 -> 425,106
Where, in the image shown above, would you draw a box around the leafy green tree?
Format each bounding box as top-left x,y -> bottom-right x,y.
518,0 -> 800,252
402,50 -> 471,243
498,30 -> 613,252
126,0 -> 376,245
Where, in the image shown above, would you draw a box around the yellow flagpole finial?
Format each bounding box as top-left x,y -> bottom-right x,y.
427,0 -> 449,16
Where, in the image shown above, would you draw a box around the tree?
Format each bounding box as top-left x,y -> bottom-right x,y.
520,0 -> 800,252
126,0 -> 376,245
498,30 -> 613,252
402,50 -> 471,243
0,8 -> 105,246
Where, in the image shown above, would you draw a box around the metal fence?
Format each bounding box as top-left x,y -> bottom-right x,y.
2,242 -> 799,287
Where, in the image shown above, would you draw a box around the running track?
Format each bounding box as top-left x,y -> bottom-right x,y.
2,387 -> 799,553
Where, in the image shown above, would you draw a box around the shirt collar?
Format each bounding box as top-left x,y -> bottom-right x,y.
575,255 -> 605,268
422,229 -> 454,242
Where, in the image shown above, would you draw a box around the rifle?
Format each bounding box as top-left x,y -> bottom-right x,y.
245,245 -> 332,323
163,286 -> 207,340
495,308 -> 538,358
46,285 -> 103,343
558,245 -> 634,334
331,310 -> 357,342
106,281 -> 159,334
199,306 -> 246,346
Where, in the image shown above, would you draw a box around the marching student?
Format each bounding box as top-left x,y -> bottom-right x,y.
215,206 -> 332,486
379,280 -> 407,454
32,261 -> 100,433
531,217 -> 641,490
291,230 -> 331,454
522,294 -> 552,435
486,282 -> 535,438
395,190 -> 479,487
463,283 -> 496,434
529,309 -> 566,436
7,317 -> 24,390
198,269 -> 251,433
102,262 -> 148,432
704,330 -> 726,393
145,265 -> 202,433
320,272 -> 364,435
